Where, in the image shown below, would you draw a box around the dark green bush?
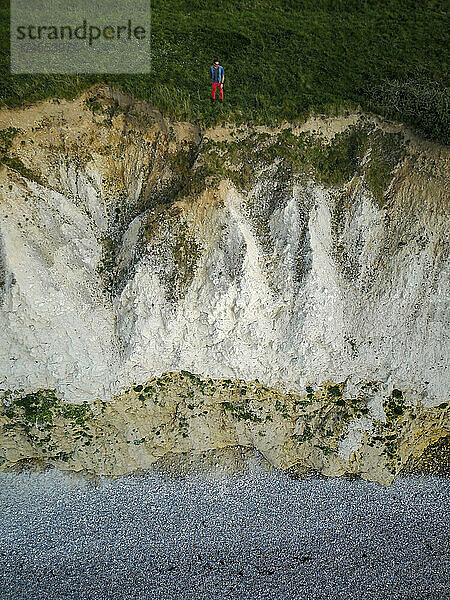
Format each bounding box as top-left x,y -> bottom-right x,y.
364,78 -> 449,145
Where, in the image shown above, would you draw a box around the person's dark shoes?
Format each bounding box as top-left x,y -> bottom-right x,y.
219,99 -> 223,102
211,98 -> 215,104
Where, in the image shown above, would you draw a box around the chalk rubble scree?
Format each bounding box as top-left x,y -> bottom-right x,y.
0,86 -> 448,485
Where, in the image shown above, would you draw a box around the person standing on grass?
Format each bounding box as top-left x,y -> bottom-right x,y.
210,58 -> 224,103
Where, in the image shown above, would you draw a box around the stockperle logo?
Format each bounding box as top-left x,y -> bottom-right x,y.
11,0 -> 151,73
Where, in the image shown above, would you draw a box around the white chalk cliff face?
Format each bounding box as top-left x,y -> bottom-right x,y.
0,87 -> 448,483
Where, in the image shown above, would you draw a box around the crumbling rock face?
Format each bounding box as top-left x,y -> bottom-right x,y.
0,86 -> 448,484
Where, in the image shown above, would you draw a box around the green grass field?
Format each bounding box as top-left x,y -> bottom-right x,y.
0,0 -> 448,143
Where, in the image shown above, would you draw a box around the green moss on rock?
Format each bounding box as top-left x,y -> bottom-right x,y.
1,376 -> 448,483
141,206 -> 202,303
199,123 -> 405,202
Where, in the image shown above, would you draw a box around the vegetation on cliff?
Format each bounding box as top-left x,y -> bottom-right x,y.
1,375 -> 449,484
0,0 -> 448,143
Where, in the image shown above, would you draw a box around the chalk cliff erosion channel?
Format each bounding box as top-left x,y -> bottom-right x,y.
0,86 -> 448,485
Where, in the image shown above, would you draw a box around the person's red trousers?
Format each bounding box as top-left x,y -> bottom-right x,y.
212,82 -> 223,100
